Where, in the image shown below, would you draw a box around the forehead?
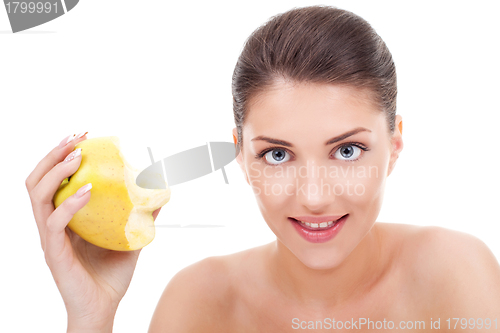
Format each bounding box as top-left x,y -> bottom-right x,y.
245,81 -> 385,137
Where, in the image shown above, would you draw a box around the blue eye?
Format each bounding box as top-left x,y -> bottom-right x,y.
334,145 -> 362,161
255,143 -> 369,165
263,148 -> 291,165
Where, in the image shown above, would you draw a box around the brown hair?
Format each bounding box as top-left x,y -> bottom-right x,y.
232,5 -> 397,155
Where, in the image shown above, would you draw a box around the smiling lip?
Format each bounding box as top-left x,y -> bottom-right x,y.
289,214 -> 348,243
290,215 -> 345,223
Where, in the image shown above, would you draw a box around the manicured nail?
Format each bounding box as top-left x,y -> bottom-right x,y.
76,131 -> 88,139
76,183 -> 92,198
59,134 -> 75,148
64,148 -> 82,162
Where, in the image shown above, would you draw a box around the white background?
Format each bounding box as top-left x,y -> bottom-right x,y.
1,0 -> 499,331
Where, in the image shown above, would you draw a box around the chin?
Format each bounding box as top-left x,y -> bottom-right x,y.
293,246 -> 348,270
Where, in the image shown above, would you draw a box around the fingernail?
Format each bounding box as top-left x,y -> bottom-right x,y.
76,183 -> 92,198
64,148 -> 82,163
59,134 -> 75,148
76,131 -> 88,139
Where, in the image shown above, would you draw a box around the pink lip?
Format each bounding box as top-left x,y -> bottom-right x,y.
289,214 -> 348,243
290,215 -> 345,223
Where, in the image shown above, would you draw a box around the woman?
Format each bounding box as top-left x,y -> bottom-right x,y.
26,5 -> 500,332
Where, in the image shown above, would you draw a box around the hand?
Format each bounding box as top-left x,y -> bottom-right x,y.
26,133 -> 162,331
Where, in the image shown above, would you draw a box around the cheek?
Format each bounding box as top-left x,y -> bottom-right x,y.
247,163 -> 295,206
341,155 -> 388,219
347,166 -> 384,200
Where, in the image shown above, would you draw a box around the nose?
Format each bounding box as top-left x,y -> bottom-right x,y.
294,160 -> 334,212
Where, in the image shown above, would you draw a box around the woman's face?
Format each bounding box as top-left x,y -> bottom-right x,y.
233,81 -> 403,270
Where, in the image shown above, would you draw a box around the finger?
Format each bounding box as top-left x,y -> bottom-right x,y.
33,148 -> 84,206
26,132 -> 88,193
31,149 -> 84,249
44,184 -> 92,263
72,132 -> 88,146
26,133 -> 76,192
152,207 -> 162,221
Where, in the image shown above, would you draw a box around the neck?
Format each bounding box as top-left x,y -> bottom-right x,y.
267,224 -> 384,309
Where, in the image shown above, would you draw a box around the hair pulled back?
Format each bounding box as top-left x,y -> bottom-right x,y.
232,5 -> 397,155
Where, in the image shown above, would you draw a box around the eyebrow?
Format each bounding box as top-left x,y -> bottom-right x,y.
251,127 -> 372,147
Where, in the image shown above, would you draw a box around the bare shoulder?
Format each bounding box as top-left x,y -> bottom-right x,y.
378,222 -> 500,316
148,255 -> 232,332
148,245 -> 267,333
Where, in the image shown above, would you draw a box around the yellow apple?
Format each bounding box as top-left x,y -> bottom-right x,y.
53,136 -> 171,251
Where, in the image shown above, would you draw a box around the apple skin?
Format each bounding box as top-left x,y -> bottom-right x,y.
53,137 -> 170,251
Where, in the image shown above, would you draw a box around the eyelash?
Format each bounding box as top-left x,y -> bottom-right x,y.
254,142 -> 370,165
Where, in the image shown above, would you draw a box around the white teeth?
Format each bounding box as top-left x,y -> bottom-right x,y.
297,220 -> 335,229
